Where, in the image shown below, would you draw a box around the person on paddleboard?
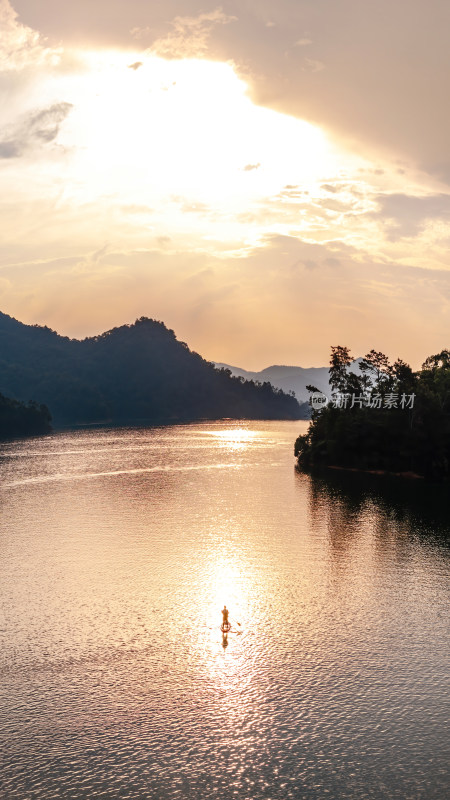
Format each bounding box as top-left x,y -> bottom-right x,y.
222,605 -> 229,627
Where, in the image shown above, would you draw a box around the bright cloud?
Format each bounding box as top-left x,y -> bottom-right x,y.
0,0 -> 60,70
134,7 -> 237,59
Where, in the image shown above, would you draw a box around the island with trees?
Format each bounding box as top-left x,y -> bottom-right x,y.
295,346 -> 450,481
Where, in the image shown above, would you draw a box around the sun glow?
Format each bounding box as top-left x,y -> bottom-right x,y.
53,51 -> 333,212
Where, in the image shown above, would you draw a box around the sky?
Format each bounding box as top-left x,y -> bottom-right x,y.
1,0 -> 450,369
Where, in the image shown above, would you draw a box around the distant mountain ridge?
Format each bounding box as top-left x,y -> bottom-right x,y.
214,361 -> 363,402
0,312 -> 306,427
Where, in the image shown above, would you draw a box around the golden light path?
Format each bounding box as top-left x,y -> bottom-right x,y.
186,425 -> 268,721
202,427 -> 258,649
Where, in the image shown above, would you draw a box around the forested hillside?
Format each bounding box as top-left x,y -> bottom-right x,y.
0,312 -> 305,426
0,393 -> 52,439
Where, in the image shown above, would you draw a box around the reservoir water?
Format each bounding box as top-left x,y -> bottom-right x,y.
0,421 -> 448,799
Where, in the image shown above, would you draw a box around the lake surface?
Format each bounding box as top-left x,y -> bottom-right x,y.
0,421 -> 448,799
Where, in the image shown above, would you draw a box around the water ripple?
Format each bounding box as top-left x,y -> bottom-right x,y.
0,421 -> 448,799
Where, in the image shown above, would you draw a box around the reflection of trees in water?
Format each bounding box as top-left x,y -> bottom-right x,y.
299,466 -> 450,558
304,469 -> 363,564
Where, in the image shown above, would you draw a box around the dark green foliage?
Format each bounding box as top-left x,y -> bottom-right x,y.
0,312 -> 304,426
329,345 -> 353,393
0,393 -> 52,439
295,345 -> 450,481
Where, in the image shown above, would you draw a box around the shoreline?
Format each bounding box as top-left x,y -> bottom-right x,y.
326,464 -> 424,480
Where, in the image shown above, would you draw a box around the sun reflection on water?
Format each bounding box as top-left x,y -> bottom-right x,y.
191,542 -> 257,701
208,556 -> 245,627
198,552 -> 258,728
204,427 -> 257,451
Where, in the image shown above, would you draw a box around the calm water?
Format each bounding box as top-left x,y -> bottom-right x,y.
0,421 -> 448,800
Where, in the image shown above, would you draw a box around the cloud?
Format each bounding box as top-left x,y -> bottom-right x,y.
10,1 -> 450,181
180,200 -> 210,213
142,7 -> 237,59
374,193 -> 450,239
321,184 -> 340,194
2,232 -> 450,369
243,162 -> 261,171
0,0 -> 61,71
233,0 -> 450,183
0,101 -> 73,158
0,140 -> 18,157
302,58 -> 325,73
169,195 -> 211,214
120,204 -> 153,215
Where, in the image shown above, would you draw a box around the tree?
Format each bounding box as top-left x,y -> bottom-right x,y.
329,346 -> 354,394
422,350 -> 450,371
295,343 -> 450,481
359,350 -> 392,392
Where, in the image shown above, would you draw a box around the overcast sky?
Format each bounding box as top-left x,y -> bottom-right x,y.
1,0 -> 450,368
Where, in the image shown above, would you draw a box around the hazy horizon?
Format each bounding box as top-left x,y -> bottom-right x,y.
1,0 -> 450,371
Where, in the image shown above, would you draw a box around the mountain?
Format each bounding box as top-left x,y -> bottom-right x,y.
214,361 -> 363,402
0,312 -> 306,426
